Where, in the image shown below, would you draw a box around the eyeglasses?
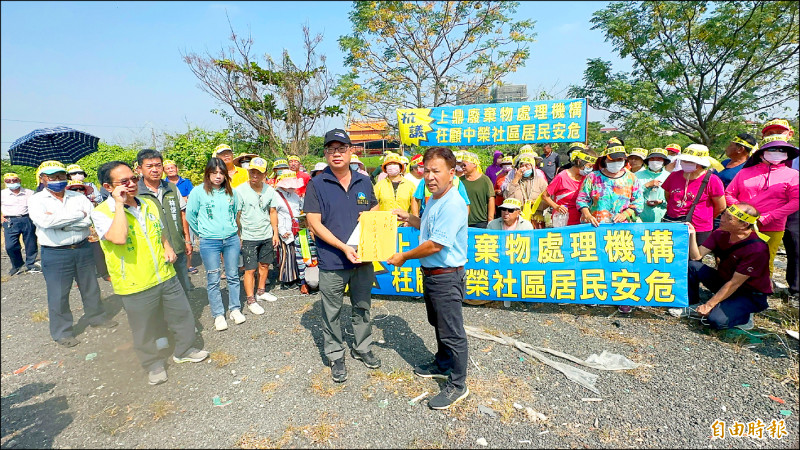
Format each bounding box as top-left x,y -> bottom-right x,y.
324,146 -> 350,155
112,175 -> 140,186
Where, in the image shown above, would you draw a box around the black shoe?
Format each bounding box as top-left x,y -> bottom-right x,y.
350,349 -> 381,369
90,319 -> 119,329
56,337 -> 80,348
413,362 -> 452,380
330,357 -> 347,383
26,263 -> 42,274
428,384 -> 469,410
8,266 -> 23,276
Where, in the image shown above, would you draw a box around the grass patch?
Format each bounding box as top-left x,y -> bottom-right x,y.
210,351 -> 237,367
240,413 -> 344,448
362,368 -> 428,399
444,371 -> 534,423
309,367 -> 345,397
30,310 -> 49,322
409,437 -> 444,448
294,302 -> 313,315
149,400 -> 176,421
261,381 -> 279,394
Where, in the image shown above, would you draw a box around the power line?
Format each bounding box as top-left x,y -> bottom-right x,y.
1,118 -> 147,129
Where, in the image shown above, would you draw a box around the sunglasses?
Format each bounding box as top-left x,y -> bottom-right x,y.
4,179 -> 20,183
112,175 -> 140,186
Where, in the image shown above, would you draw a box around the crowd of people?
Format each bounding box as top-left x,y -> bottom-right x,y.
0,119 -> 798,410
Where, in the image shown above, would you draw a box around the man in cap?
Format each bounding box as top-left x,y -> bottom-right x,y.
92,160 -> 208,385
388,146 -> 470,410
235,156 -> 280,312
487,198 -> 533,230
304,128 -> 381,383
213,144 -> 249,188
29,161 -> 117,347
2,172 -> 39,275
287,155 -> 311,197
459,151 -> 495,228
725,132 -> 798,278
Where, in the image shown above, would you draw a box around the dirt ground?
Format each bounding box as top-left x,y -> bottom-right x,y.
1,237 -> 798,449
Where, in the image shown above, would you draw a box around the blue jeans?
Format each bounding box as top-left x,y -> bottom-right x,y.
198,235 -> 241,318
2,216 -> 38,269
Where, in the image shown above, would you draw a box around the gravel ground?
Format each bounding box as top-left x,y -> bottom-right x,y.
1,251 -> 798,449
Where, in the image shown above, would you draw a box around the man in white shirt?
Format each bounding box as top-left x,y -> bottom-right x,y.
28,161 -> 117,348
1,172 -> 39,275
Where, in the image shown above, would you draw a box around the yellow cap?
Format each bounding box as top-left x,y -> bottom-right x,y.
37,160 -> 67,177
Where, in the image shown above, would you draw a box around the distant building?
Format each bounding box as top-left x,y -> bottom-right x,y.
599,127 -> 619,133
346,120 -> 400,156
491,84 -> 528,103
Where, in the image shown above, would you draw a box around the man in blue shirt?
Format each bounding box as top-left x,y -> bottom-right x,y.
304,129 -> 381,383
388,147 -> 470,410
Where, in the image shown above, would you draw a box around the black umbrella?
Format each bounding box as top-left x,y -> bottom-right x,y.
8,126 -> 100,167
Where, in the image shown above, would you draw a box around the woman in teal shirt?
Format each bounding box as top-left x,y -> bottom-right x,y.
186,158 -> 244,331
636,148 -> 670,223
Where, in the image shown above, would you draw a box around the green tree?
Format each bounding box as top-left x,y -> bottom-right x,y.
337,1 -> 535,124
184,23 -> 342,156
570,1 -> 799,148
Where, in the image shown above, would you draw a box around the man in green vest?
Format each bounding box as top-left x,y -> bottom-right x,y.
91,161 -> 208,386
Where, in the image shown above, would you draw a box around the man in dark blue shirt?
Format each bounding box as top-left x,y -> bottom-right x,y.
304,129 -> 380,383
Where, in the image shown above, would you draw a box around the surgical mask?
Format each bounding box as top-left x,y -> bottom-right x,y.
501,165 -> 511,172
385,165 -> 401,177
350,163 -> 360,171
70,173 -> 85,181
668,155 -> 677,162
763,151 -> 788,164
46,180 -> 68,192
605,161 -> 625,173
648,160 -> 664,171
5,182 -> 20,190
579,167 -> 592,176
241,162 -> 250,169
522,169 -> 533,178
416,166 -> 424,175
681,162 -> 698,172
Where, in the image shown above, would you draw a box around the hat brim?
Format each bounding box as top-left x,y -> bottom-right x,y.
762,125 -> 791,135
677,154 -> 710,167
606,151 -> 627,160
760,140 -> 799,158
324,137 -> 351,147
233,153 -> 258,165
644,154 -> 669,161
68,184 -> 93,194
499,205 -> 521,211
40,168 -> 67,175
276,178 -> 304,189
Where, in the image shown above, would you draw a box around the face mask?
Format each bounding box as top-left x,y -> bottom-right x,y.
502,165 -> 511,172
522,169 -> 533,178
385,165 -> 401,177
668,155 -> 677,162
681,162 -> 698,172
416,166 -> 424,175
580,167 -> 592,176
46,180 -> 68,192
648,160 -> 664,171
763,151 -> 788,164
349,163 -> 359,171
456,165 -> 464,173
70,173 -> 85,181
241,162 -> 250,169
605,161 -> 625,173
5,182 -> 20,190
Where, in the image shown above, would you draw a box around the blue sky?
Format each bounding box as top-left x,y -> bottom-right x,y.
1,1 -> 628,157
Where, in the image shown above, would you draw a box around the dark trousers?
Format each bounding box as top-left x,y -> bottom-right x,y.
119,276 -> 197,371
174,252 -> 193,294
784,210 -> 799,294
90,240 -> 109,278
319,264 -> 375,362
41,242 -> 106,341
3,216 -> 38,269
422,268 -> 468,390
469,222 -> 488,229
688,260 -> 768,329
